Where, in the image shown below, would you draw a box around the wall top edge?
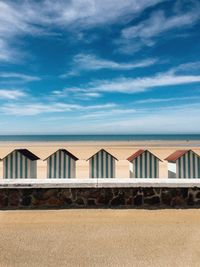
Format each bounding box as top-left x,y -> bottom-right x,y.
0,178 -> 200,188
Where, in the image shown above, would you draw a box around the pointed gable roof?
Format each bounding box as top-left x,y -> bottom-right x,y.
2,149 -> 40,161
87,149 -> 118,161
44,149 -> 79,161
127,149 -> 162,162
165,149 -> 200,163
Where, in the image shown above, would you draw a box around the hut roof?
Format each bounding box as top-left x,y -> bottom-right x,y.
44,149 -> 79,161
87,149 -> 118,161
165,149 -> 200,162
127,149 -> 162,162
2,149 -> 40,161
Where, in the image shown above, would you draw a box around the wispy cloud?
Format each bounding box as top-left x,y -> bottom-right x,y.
81,108 -> 136,119
71,53 -> 157,71
120,6 -> 200,53
0,89 -> 26,100
0,102 -> 116,116
170,61 -> 200,75
76,103 -> 200,133
134,96 -> 200,104
58,70 -> 200,95
0,72 -> 40,82
0,0 -> 165,62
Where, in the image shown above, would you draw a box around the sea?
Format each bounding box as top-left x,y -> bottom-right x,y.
0,134 -> 199,142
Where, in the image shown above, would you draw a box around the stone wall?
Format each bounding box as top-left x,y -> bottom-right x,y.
1,187 -> 200,209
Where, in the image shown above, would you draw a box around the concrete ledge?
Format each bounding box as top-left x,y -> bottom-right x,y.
1,178 -> 200,188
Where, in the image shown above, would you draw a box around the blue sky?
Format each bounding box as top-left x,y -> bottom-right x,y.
0,0 -> 200,134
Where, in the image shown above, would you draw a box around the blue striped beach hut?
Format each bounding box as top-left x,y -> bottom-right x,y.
127,150 -> 161,178
2,149 -> 39,179
87,149 -> 118,178
165,150 -> 200,178
44,149 -> 78,178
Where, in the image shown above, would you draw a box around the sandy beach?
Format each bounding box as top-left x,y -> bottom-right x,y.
0,140 -> 199,178
0,209 -> 200,267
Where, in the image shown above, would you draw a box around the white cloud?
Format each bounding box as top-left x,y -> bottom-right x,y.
0,0 -> 165,62
76,103 -> 200,133
0,102 -> 116,116
170,61 -> 200,75
120,6 -> 200,52
0,89 -> 26,100
81,108 -> 136,119
59,71 -> 200,95
134,96 -> 200,104
72,53 -> 157,71
0,72 -> 40,82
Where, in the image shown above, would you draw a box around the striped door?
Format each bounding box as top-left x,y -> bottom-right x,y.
131,151 -> 159,178
47,150 -> 75,178
176,151 -> 200,178
3,151 -> 35,179
89,150 -> 116,178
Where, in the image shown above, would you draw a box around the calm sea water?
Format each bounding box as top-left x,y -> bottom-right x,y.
0,134 -> 199,141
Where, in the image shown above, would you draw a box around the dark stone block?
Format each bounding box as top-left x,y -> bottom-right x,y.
21,196 -> 32,206
161,190 -> 172,206
97,194 -> 111,205
194,200 -> 200,206
75,197 -> 85,205
126,197 -> 133,205
143,188 -> 155,197
181,188 -> 188,199
21,189 -> 33,196
144,196 -> 160,205
110,195 -> 125,206
47,197 -> 65,207
195,191 -> 200,199
154,188 -> 161,195
133,195 -> 143,206
112,188 -> 119,196
88,189 -> 100,198
171,196 -> 185,207
32,190 -> 46,200
187,194 -> 194,206
43,189 -> 58,200
64,198 -> 72,205
0,196 -> 8,208
8,190 -> 20,207
171,189 -> 181,197
87,199 -> 96,206
132,188 -> 139,197
58,189 -> 72,200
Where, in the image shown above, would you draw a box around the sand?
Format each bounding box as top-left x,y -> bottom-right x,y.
0,140 -> 199,178
0,210 -> 200,267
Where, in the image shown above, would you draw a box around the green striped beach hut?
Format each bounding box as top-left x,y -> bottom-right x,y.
127,150 -> 161,178
165,150 -> 200,178
87,149 -> 118,178
2,149 -> 39,179
44,149 -> 78,178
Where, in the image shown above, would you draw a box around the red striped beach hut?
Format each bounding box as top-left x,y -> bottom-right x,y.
127,150 -> 161,178
165,150 -> 200,178
87,149 -> 118,178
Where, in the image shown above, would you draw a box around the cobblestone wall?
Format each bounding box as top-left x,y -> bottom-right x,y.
1,187 -> 200,209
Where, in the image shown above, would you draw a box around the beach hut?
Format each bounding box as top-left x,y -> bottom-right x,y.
87,149 -> 118,178
2,149 -> 39,179
127,150 -> 161,178
165,150 -> 200,178
44,149 -> 78,178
